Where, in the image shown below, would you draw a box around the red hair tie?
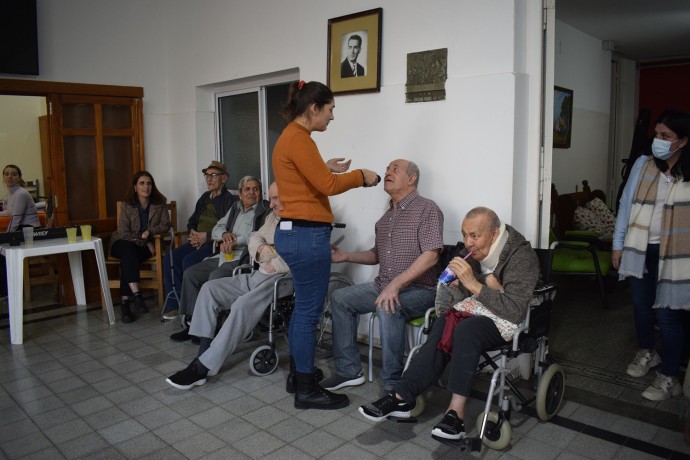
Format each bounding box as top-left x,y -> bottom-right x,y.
297,80 -> 305,90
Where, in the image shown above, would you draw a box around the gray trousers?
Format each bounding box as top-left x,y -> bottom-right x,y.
188,270 -> 284,374
179,257 -> 238,316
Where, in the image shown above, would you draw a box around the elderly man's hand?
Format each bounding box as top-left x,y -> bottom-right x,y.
189,229 -> 208,248
330,244 -> 349,263
221,231 -> 236,245
219,240 -> 235,254
449,256 -> 483,295
375,283 -> 401,315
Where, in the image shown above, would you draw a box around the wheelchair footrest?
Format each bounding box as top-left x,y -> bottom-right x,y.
388,415 -> 417,423
432,435 -> 482,452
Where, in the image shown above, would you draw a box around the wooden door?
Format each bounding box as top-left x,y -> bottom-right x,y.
50,95 -> 144,232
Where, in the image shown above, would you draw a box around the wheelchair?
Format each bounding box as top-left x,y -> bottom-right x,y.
399,249 -> 565,452
247,271 -> 353,376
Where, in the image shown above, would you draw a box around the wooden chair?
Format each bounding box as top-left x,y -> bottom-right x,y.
106,201 -> 177,307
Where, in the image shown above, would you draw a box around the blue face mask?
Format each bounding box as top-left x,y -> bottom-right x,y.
651,138 -> 677,160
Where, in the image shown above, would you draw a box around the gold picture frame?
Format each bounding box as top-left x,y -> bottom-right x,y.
327,8 -> 382,95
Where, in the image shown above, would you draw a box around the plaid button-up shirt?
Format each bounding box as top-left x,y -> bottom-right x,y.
372,191 -> 444,292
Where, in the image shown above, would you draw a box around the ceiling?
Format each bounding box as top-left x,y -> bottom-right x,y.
555,0 -> 690,61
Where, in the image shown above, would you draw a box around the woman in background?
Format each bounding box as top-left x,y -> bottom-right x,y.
1,164 -> 40,298
273,80 -> 379,410
612,109 -> 690,401
110,171 -> 171,323
1,164 -> 39,232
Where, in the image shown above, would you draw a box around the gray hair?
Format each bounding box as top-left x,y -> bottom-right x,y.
465,206 -> 501,230
406,160 -> 420,187
238,175 -> 262,192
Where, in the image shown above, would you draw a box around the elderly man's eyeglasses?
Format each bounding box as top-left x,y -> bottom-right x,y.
204,173 -> 223,179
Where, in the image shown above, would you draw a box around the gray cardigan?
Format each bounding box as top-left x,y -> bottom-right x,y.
435,224 -> 540,324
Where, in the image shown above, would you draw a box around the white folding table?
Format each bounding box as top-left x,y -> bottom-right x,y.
1,236 -> 115,344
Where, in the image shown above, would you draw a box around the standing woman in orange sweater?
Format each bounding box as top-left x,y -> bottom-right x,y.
273,80 -> 379,410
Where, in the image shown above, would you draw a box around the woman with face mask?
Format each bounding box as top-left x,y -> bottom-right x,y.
612,109 -> 690,401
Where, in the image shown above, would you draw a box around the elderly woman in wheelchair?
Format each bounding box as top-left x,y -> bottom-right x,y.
359,206 -> 561,448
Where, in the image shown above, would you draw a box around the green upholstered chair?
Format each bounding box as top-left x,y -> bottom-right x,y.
547,229 -> 612,308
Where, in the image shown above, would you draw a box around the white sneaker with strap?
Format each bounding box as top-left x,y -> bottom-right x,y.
626,349 -> 661,378
642,373 -> 682,401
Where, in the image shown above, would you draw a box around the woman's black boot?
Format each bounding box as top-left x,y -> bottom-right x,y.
287,357 -> 324,394
294,371 -> 349,410
286,356 -> 297,393
133,292 -> 149,314
120,299 -> 134,323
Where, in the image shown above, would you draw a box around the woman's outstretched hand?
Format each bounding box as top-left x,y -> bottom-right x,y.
327,157 -> 352,173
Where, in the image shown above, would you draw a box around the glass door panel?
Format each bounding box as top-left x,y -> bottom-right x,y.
63,136 -> 98,220
62,104 -> 95,129
103,104 -> 132,130
218,92 -> 261,190
104,136 -> 134,216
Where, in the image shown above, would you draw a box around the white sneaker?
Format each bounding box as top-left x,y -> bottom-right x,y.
641,373 -> 682,401
163,309 -> 179,320
626,349 -> 661,377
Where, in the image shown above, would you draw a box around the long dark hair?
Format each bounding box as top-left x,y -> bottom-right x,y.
652,109 -> 690,181
122,171 -> 167,206
281,81 -> 334,124
3,164 -> 26,187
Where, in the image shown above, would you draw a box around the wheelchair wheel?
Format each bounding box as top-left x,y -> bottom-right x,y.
476,412 -> 511,450
536,363 -> 565,421
410,394 -> 425,417
315,273 -> 353,359
249,345 -> 279,376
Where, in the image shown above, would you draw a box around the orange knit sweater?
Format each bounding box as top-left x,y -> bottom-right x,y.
272,122 -> 364,223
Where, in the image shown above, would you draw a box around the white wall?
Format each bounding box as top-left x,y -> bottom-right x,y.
0,96 -> 47,196
28,0 -> 544,278
553,20 -> 612,195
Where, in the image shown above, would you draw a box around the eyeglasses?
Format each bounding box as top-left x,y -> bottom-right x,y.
204,173 -> 224,179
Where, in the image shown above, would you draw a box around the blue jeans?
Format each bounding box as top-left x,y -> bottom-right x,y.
330,282 -> 435,390
163,242 -> 213,309
628,243 -> 687,377
274,224 -> 332,374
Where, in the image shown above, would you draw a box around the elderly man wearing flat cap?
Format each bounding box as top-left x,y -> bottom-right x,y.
162,161 -> 237,319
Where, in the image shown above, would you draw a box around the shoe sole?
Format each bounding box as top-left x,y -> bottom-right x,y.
641,386 -> 682,401
163,314 -> 179,320
431,427 -> 466,440
165,377 -> 206,390
294,399 -> 350,410
358,406 -> 411,422
322,375 -> 366,391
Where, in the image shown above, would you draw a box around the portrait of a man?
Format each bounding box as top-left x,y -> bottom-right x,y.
340,33 -> 366,78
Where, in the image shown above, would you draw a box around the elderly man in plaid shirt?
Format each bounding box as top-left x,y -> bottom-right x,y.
320,159 -> 444,393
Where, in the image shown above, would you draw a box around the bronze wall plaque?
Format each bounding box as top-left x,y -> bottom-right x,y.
406,48 -> 447,103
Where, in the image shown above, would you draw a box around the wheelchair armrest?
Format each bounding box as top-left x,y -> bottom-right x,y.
232,264 -> 254,276
422,307 -> 437,334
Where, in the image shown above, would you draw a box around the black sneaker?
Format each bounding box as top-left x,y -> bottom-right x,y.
133,292 -> 149,314
165,359 -> 208,390
431,410 -> 466,440
358,393 -> 412,422
170,327 -> 194,342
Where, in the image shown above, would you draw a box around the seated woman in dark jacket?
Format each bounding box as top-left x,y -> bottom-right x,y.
110,171 -> 171,323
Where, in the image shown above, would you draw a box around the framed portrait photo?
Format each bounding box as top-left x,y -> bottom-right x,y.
553,86 -> 573,149
327,8 -> 382,95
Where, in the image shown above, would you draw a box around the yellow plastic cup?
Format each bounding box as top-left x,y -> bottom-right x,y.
66,227 -> 77,243
80,224 -> 92,241
224,251 -> 234,261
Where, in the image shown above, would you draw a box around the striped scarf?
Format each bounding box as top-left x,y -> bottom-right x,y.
619,158 -> 690,310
